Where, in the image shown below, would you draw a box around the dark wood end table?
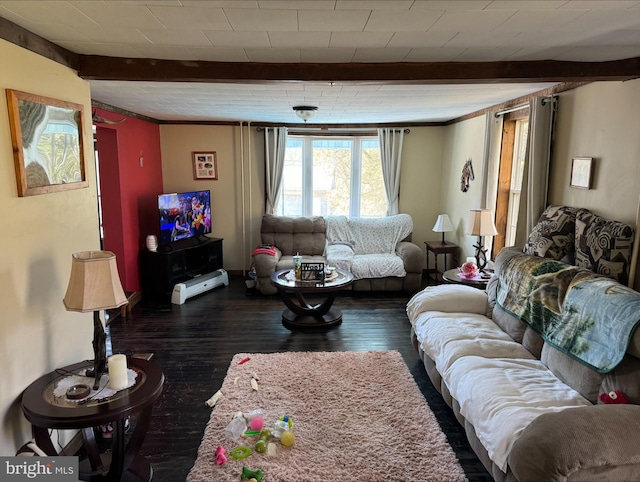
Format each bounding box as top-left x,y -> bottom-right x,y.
442,268 -> 491,290
21,357 -> 164,482
424,241 -> 459,283
270,268 -> 354,329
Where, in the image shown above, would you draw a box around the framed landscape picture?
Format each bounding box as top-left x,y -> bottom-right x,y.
6,89 -> 88,197
192,151 -> 218,180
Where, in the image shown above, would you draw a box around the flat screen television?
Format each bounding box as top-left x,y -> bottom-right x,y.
158,190 -> 211,245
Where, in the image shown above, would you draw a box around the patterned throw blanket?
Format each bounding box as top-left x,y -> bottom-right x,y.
496,254 -> 640,373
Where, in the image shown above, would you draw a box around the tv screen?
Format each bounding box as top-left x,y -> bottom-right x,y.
158,190 -> 211,245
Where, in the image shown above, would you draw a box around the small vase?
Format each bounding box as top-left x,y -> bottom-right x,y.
146,234 -> 158,252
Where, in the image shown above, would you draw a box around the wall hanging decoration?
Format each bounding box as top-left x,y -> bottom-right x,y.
460,158 -> 474,192
570,157 -> 593,189
7,89 -> 88,197
192,151 -> 218,180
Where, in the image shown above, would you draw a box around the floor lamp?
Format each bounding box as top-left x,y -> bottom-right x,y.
63,251 -> 128,389
466,209 -> 498,272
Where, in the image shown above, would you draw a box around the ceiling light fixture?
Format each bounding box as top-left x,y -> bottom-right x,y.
293,105 -> 318,122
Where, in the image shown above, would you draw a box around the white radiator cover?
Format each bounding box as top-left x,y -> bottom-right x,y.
171,269 -> 229,304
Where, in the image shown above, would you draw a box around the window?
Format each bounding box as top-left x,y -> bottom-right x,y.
493,113 -> 529,256
505,119 -> 529,247
275,136 -> 386,217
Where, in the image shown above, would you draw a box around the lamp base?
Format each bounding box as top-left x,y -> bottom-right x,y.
473,237 -> 489,272
86,310 -> 107,390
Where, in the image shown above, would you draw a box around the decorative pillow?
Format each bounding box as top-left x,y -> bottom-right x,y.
575,210 -> 635,285
523,205 -> 582,260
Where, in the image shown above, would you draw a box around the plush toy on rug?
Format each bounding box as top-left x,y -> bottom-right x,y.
599,390 -> 629,404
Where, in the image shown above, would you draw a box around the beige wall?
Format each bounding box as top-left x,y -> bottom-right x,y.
398,126 -> 446,260
439,116 -> 488,266
0,40 -> 98,454
550,79 -> 640,226
160,125 -> 265,272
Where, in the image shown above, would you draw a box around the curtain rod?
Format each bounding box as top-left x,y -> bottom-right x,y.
494,96 -> 557,118
494,103 -> 529,118
256,127 -> 409,134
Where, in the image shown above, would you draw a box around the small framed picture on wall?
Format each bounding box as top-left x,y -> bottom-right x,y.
192,151 -> 218,180
570,157 -> 593,189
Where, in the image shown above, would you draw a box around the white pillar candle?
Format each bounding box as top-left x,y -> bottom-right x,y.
108,354 -> 128,390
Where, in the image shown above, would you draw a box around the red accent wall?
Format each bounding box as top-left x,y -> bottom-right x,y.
95,109 -> 163,292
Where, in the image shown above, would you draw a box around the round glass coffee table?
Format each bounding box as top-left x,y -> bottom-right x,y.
270,268 -> 354,328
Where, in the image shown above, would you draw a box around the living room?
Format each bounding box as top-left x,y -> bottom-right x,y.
2,1 -> 640,479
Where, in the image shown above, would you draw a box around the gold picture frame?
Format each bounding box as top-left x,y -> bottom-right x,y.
6,89 -> 88,197
570,157 -> 593,189
192,151 -> 218,180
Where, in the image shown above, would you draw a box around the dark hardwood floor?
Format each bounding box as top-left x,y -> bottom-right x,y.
107,276 -> 493,482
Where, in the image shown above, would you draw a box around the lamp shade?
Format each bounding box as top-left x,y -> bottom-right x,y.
466,209 -> 498,237
63,251 -> 128,312
432,214 -> 454,233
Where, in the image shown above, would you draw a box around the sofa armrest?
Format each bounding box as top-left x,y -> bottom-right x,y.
509,404 -> 640,482
406,284 -> 489,320
396,241 -> 423,274
253,247 -> 282,279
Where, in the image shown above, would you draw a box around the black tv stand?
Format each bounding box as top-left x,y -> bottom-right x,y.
141,237 -> 223,295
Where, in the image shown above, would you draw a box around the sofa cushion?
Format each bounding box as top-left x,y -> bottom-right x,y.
575,210 -> 635,285
325,214 -> 413,255
541,344 -> 604,403
412,311 -> 535,374
443,356 -> 591,472
351,253 -> 405,279
523,205 -> 581,260
260,214 -> 326,256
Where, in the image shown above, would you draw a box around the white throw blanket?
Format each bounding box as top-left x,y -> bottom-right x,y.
324,215 -> 413,279
407,284 -> 592,473
443,356 -> 591,472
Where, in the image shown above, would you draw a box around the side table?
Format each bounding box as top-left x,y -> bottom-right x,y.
442,268 -> 491,290
424,241 -> 459,284
21,358 -> 164,482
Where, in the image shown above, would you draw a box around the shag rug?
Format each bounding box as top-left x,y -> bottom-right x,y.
187,351 -> 466,482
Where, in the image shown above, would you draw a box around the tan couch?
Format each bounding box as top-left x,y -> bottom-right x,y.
253,214 -> 423,295
407,247 -> 640,481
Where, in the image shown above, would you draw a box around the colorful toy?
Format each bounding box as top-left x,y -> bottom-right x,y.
280,430 -> 295,447
249,416 -> 264,431
272,415 -> 294,439
600,390 -> 629,404
214,445 -> 227,465
255,429 -> 271,453
230,446 -> 252,460
241,466 -> 264,482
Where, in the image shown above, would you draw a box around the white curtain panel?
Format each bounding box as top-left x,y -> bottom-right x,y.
481,112 -> 504,256
378,128 -> 404,216
515,97 -> 556,246
264,126 -> 288,215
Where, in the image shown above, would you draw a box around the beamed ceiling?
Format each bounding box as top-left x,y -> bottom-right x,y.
1,0 -> 639,125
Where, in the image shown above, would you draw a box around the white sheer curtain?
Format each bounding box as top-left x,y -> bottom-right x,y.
378,128 -> 404,216
264,126 -> 288,215
515,97 -> 557,246
481,112 -> 504,256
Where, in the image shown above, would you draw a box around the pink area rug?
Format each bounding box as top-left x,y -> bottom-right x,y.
187,351 -> 466,482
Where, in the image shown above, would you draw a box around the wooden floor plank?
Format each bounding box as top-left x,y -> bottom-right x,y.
107,277 -> 493,482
